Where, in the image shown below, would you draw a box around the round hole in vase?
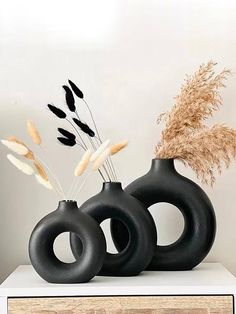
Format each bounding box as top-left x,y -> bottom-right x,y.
100,219 -> 127,254
110,159 -> 216,271
70,182 -> 157,276
53,232 -> 77,263
29,200 -> 106,283
149,203 -> 185,246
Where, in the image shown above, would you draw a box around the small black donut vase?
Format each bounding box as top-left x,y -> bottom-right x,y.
70,182 -> 157,276
110,159 -> 216,271
29,200 -> 106,283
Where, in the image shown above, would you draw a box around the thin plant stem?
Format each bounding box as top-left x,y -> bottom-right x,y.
83,98 -> 102,141
73,172 -> 90,201
66,118 -> 87,149
94,137 -> 117,181
98,169 -> 106,181
35,154 -> 65,199
67,176 -> 77,200
88,136 -> 112,181
77,100 -> 118,181
39,146 -> 65,197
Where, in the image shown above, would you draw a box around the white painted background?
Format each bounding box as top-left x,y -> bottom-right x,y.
0,0 -> 236,282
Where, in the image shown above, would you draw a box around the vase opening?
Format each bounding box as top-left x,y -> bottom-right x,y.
150,158 -> 176,173
102,181 -> 122,191
58,200 -> 78,211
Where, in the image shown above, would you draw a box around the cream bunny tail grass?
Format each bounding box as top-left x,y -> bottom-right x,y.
35,174 -> 53,190
27,120 -> 42,145
110,140 -> 128,155
7,154 -> 34,175
92,148 -> 111,171
1,139 -> 29,155
74,149 -> 91,176
34,160 -> 49,181
7,136 -> 34,160
90,139 -> 111,162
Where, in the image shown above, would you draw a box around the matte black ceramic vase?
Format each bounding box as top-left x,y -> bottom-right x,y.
70,182 -> 157,276
29,200 -> 106,283
110,159 -> 216,271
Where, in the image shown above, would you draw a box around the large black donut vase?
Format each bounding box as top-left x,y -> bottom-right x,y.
29,200 -> 106,283
70,182 -> 157,276
110,159 -> 216,271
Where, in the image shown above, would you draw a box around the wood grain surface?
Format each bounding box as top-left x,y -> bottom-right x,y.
8,295 -> 233,314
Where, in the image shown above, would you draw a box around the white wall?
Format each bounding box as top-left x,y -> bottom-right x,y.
0,0 -> 236,282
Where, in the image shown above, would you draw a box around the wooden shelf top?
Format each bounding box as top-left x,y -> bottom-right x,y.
1,263 -> 236,297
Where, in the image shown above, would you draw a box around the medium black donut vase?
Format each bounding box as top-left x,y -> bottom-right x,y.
110,159 -> 216,271
70,182 -> 157,276
29,200 -> 106,283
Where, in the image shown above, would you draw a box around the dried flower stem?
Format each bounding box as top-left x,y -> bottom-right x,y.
35,154 -> 65,198
73,172 -> 90,200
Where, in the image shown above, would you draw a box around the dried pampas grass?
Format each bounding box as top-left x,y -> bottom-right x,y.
27,120 -> 42,145
7,154 -> 34,175
1,139 -> 29,155
158,61 -> 231,143
74,150 -> 91,176
155,61 -> 235,185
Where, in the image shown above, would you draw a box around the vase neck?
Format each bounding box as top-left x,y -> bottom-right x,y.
57,200 -> 78,211
102,182 -> 123,192
150,158 -> 177,173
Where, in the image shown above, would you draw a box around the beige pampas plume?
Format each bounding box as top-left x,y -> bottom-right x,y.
74,149 -> 91,176
35,174 -> 53,190
92,148 -> 111,171
7,136 -> 34,160
90,139 -> 111,162
1,139 -> 29,155
155,61 -> 234,185
7,154 -> 34,175
27,120 -> 42,145
34,160 -> 49,181
110,140 -> 128,155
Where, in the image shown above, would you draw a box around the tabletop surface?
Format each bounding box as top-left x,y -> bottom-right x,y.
1,263 -> 236,297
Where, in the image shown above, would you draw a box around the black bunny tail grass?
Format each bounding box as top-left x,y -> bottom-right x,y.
62,85 -> 76,112
73,118 -> 95,137
58,128 -> 76,140
48,104 -> 67,119
57,137 -> 76,147
68,80 -> 84,99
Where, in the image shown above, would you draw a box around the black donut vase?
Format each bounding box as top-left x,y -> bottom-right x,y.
110,159 -> 216,271
70,182 -> 157,276
29,200 -> 106,283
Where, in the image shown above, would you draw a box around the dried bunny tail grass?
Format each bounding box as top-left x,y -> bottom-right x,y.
7,154 -> 34,175
34,159 -> 49,181
27,120 -> 42,145
110,140 -> 128,155
35,174 -> 53,190
1,139 -> 29,155
92,148 -> 111,171
156,124 -> 236,185
160,61 -> 231,143
7,136 -> 34,160
90,139 -> 111,162
74,149 -> 91,176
